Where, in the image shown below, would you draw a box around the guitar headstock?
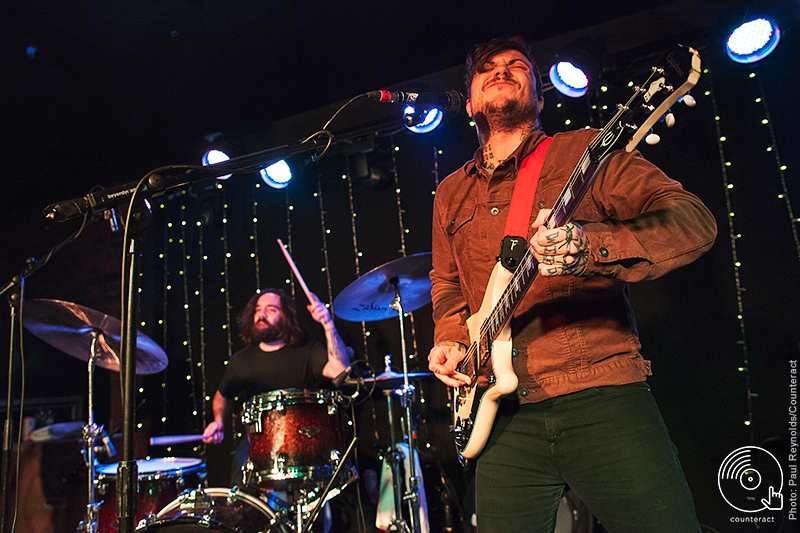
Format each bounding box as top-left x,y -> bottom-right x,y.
589,45 -> 701,162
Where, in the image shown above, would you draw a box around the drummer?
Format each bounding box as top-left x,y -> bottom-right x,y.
202,288 -> 350,471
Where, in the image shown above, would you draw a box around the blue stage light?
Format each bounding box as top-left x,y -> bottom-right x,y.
549,61 -> 589,98
403,105 -> 443,134
727,17 -> 781,63
259,160 -> 292,189
201,149 -> 232,180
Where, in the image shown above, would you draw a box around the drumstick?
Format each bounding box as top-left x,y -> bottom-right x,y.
149,434 -> 204,446
277,238 -> 314,303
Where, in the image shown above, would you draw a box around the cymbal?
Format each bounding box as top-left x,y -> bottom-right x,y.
29,421 -> 85,442
23,299 -> 168,375
362,370 -> 433,390
333,252 -> 432,322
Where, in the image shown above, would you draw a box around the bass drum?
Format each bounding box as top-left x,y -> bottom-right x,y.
137,487 -> 288,532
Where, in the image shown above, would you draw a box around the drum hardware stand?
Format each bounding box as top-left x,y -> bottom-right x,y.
298,435 -> 359,533
77,331 -> 112,533
385,278 -> 422,533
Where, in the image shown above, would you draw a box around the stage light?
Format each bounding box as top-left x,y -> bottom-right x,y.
726,17 -> 781,63
549,62 -> 589,98
201,149 -> 232,180
547,39 -> 605,98
403,105 -> 443,134
259,160 -> 292,189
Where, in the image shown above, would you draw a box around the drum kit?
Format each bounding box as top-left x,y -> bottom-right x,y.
15,252 -> 435,533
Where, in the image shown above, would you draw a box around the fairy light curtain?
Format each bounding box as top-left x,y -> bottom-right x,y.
131,40 -> 798,490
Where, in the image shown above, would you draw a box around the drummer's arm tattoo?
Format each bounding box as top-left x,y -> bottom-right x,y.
321,324 -> 351,379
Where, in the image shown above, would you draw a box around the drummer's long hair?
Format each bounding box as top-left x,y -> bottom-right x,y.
237,288 -> 307,347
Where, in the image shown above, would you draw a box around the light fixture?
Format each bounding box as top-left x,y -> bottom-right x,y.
547,39 -> 605,98
549,62 -> 589,97
403,105 -> 443,134
259,160 -> 292,189
726,17 -> 781,63
201,132 -> 240,180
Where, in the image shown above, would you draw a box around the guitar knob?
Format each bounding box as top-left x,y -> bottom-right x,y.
665,113 -> 675,127
645,133 -> 661,145
682,94 -> 696,107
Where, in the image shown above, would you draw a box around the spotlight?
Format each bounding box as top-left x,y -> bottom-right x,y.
726,17 -> 781,63
259,160 -> 292,189
549,62 -> 589,98
201,132 -> 239,180
201,149 -> 233,180
403,105 -> 443,134
547,39 -> 605,98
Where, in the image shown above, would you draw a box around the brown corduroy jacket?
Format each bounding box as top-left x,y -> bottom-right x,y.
430,128 -> 717,403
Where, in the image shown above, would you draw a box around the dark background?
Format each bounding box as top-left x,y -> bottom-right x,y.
2,1 -> 800,531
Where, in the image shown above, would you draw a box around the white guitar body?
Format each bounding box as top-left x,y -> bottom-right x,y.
455,262 -> 519,460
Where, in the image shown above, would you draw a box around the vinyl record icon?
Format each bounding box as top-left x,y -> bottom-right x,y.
718,446 -> 784,512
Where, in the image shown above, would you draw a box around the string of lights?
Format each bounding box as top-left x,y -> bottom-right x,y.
283,189 -> 296,298
707,66 -> 755,443
251,182 -> 262,289
314,161 -> 335,306
751,65 -> 800,263
343,163 -> 369,360
159,204 -> 170,436
196,217 -> 208,451
178,200 -> 200,438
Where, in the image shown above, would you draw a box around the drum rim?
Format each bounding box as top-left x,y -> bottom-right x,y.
97,457 -> 206,480
245,388 -> 340,405
155,486 -> 276,520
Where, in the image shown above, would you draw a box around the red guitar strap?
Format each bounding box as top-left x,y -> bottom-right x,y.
499,136 -> 553,271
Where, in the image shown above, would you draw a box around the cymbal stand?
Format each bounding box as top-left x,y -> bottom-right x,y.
77,330 -> 104,533
386,279 -> 422,533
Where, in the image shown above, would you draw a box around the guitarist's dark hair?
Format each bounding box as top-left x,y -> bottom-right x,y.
465,36 -> 543,99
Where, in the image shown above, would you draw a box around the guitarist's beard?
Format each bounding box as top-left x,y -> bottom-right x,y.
473,97 -> 539,137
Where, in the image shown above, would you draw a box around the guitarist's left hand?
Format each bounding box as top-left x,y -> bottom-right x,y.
530,209 -> 590,277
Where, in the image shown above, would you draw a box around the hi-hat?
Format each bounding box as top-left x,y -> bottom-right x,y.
333,252 -> 432,322
362,370 -> 433,390
23,299 -> 167,374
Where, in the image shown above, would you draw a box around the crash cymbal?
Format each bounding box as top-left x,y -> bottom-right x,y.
23,299 -> 167,375
29,421 -> 85,442
362,370 -> 433,390
333,252 -> 432,322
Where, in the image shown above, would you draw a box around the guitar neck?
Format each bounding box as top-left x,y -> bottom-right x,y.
460,44 -> 701,378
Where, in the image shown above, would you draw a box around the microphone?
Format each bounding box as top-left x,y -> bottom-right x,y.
366,90 -> 464,115
332,365 -> 353,388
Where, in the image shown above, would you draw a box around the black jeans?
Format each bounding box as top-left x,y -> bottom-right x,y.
475,382 -> 702,532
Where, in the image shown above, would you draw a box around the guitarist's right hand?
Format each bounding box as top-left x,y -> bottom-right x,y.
428,342 -> 471,387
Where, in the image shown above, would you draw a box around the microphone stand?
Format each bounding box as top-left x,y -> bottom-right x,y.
0,226 -> 85,531
388,277 -> 422,533
0,277 -> 24,533
38,114 -> 414,533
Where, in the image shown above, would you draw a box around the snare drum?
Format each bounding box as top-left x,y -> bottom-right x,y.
241,389 -> 347,489
138,487 -> 286,532
96,457 -> 206,531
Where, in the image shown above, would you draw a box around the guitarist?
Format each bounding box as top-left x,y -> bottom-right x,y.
427,37 -> 716,532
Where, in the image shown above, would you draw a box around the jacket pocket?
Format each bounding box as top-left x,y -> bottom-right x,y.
444,203 -> 477,236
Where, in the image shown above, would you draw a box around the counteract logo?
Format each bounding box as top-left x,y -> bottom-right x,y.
718,446 -> 783,512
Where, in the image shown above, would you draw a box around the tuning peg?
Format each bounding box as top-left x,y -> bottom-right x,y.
681,94 -> 696,107
645,132 -> 661,145
665,112 -> 676,127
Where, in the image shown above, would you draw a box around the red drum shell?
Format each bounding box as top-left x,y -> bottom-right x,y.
242,389 -> 346,489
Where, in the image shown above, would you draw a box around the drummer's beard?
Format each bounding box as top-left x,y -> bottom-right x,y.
251,318 -> 285,344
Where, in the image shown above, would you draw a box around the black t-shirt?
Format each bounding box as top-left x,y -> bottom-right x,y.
217,341 -> 328,402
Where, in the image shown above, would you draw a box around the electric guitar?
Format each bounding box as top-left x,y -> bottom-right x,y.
451,45 -> 702,462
